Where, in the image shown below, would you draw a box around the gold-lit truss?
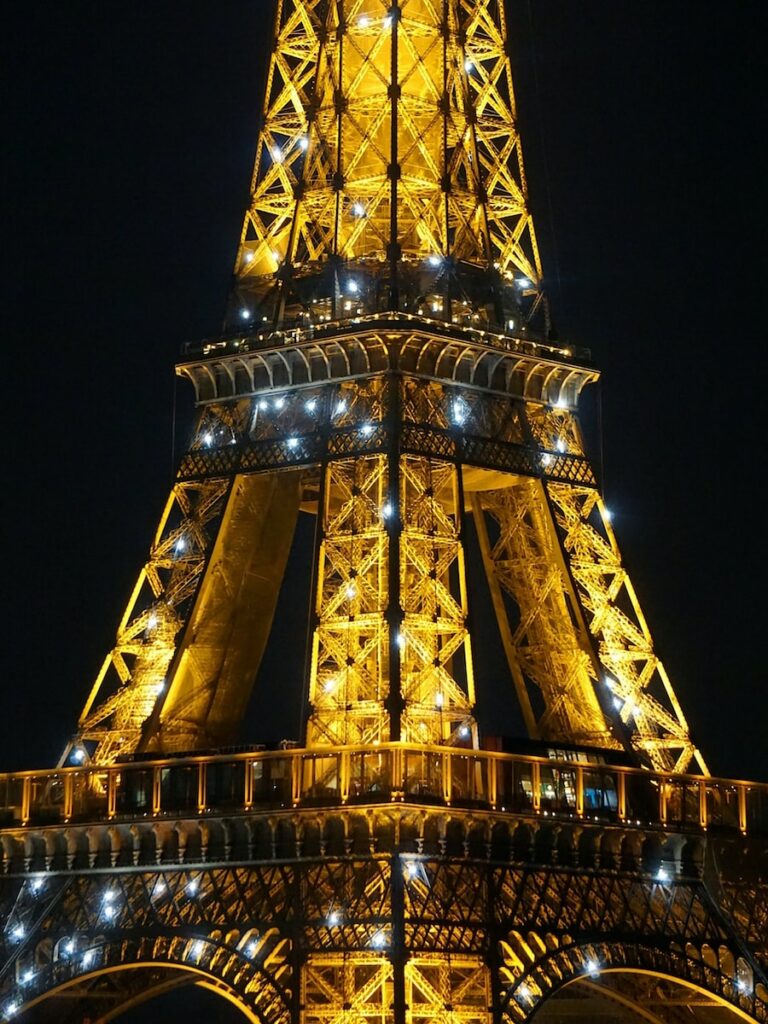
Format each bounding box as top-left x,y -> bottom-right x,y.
548,481 -> 703,774
66,0 -> 704,775
309,454 -> 392,746
472,403 -> 706,773
307,450 -> 475,747
71,479 -> 229,766
303,954 -> 489,1024
234,0 -> 544,328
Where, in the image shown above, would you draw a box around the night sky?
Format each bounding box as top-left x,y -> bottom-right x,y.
1,2 -> 767,1018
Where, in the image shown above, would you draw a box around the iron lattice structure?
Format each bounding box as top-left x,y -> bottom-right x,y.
3,2 -> 767,1023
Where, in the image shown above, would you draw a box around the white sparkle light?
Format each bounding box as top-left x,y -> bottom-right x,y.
451,398 -> 468,426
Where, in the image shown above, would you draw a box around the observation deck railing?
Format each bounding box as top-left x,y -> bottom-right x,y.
181,311 -> 590,366
1,744 -> 766,836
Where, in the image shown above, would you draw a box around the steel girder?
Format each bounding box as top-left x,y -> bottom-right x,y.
1,839 -> 765,1023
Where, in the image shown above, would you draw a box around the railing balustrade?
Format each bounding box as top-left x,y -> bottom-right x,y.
0,745 -> 766,837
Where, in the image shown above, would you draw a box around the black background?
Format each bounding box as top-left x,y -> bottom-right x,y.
2,2 -> 766,1019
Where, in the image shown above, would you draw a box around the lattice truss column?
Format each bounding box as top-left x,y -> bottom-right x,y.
307,450 -> 475,747
308,454 -> 391,747
234,0 -> 544,327
473,403 -> 705,774
399,456 -> 475,744
303,954 -> 489,1024
547,480 -> 702,774
72,478 -> 229,766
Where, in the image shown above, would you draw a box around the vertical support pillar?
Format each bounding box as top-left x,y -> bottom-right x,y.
488,755 -> 498,809
575,766 -> 585,819
531,761 -> 541,814
302,408 -> 329,744
385,374 -> 404,739
391,851 -> 407,1024
244,760 -> 254,811
738,785 -> 748,834
292,755 -> 302,806
107,770 -> 118,819
388,2 -> 401,309
152,767 -> 162,815
196,763 -> 206,815
63,773 -> 74,822
21,777 -> 31,826
617,772 -> 627,822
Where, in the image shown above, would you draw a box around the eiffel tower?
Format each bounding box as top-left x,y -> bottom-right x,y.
1,2 -> 766,1022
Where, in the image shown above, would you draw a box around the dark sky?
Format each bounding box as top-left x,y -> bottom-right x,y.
1,1 -> 766,1020
2,0 -> 767,779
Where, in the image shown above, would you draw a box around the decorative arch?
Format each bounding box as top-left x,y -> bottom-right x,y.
500,940 -> 766,1023
8,933 -> 293,1024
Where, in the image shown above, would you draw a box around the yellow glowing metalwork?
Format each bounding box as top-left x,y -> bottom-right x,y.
307,445 -> 475,747
71,479 -> 229,765
302,954 -> 490,1024
473,409 -> 707,773
66,0 -> 704,781
234,0 -> 544,329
